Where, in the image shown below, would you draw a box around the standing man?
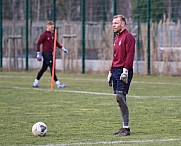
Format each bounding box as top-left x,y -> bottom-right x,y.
107,15 -> 135,136
32,21 -> 68,88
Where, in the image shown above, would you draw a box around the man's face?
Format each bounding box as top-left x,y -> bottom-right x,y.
47,24 -> 54,32
112,17 -> 125,33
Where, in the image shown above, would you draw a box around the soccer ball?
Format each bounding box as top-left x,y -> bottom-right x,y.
32,122 -> 48,137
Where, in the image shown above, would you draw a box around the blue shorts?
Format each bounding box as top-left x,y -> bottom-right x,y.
112,67 -> 133,94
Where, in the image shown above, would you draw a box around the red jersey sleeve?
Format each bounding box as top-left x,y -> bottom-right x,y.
110,58 -> 114,72
36,33 -> 45,52
125,34 -> 135,70
56,40 -> 62,49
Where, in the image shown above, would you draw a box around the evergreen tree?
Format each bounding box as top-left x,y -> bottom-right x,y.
132,0 -> 166,22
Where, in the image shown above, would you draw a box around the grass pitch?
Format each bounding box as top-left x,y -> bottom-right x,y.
0,71 -> 181,146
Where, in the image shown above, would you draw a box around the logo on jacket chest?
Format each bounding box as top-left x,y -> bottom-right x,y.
47,37 -> 54,40
114,40 -> 121,46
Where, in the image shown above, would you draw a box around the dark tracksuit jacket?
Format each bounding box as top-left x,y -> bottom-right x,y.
37,30 -> 62,52
110,29 -> 135,71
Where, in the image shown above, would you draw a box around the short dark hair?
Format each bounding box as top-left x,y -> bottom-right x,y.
113,14 -> 127,25
47,21 -> 54,26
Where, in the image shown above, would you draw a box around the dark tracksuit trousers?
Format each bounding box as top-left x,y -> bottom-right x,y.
36,51 -> 58,82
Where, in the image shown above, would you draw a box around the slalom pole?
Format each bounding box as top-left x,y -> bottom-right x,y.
50,29 -> 57,91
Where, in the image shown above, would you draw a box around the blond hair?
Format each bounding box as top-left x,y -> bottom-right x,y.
47,20 -> 54,26
113,14 -> 127,25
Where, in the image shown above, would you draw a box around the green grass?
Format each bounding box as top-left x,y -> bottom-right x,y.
0,71 -> 181,146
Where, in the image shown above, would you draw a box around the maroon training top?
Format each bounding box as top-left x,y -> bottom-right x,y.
36,30 -> 62,52
110,29 -> 135,71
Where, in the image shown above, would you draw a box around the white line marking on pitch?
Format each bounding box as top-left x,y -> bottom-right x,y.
39,138 -> 181,146
0,86 -> 181,99
0,75 -> 181,86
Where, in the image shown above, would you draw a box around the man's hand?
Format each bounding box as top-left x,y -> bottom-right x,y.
107,71 -> 112,86
37,52 -> 42,61
120,68 -> 128,83
62,47 -> 68,54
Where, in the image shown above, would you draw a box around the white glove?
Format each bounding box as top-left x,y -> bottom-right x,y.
107,71 -> 112,86
62,47 -> 68,54
36,52 -> 42,61
120,68 -> 128,83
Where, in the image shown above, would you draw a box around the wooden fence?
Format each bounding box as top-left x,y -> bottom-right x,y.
2,21 -> 181,75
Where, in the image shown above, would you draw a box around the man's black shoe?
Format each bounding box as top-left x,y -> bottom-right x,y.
112,128 -> 130,136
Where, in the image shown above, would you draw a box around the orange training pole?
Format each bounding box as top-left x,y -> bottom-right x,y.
50,29 -> 57,91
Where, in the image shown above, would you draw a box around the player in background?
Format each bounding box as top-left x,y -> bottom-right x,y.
107,15 -> 135,136
32,21 -> 68,88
